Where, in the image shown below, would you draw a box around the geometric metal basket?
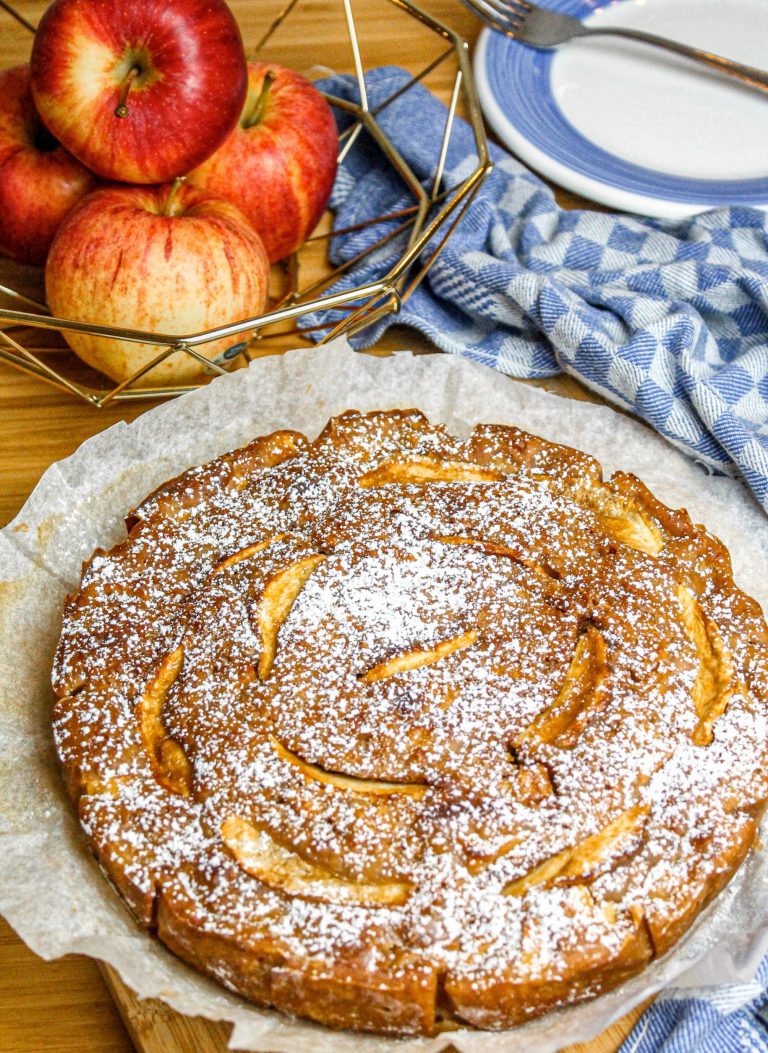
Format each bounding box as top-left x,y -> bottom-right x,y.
0,0 -> 490,406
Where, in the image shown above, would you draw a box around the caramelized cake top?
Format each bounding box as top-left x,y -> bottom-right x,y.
52,410 -> 768,1035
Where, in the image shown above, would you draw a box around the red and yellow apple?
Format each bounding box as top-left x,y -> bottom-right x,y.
30,0 -> 248,184
46,181 -> 270,387
191,62 -> 337,262
0,64 -> 96,266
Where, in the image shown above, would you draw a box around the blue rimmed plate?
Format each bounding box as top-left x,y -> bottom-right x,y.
474,0 -> 768,219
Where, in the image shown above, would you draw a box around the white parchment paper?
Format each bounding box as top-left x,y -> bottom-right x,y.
2,338 -> 768,1052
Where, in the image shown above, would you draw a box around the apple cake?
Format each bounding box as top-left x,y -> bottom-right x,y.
52,409 -> 768,1035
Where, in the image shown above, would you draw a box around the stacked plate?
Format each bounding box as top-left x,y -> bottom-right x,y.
474,0 -> 768,218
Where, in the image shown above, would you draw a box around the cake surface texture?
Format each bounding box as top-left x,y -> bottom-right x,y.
52,409 -> 768,1035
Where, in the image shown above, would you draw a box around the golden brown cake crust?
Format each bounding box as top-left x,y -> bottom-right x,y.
52,410 -> 768,1035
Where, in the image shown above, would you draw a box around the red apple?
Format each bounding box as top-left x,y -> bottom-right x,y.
191,62 -> 337,262
30,0 -> 248,184
46,181 -> 270,387
0,64 -> 96,266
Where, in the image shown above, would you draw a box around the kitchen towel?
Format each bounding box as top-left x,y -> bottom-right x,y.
311,66 -> 768,514
617,956 -> 768,1053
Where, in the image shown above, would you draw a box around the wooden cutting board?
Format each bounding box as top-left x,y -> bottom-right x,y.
1,0 -> 648,1050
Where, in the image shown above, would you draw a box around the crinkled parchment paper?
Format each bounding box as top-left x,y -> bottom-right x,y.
2,337 -> 768,1053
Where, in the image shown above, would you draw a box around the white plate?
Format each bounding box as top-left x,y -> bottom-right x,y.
474,0 -> 768,219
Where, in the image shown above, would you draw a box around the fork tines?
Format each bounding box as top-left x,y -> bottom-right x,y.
461,0 -> 531,36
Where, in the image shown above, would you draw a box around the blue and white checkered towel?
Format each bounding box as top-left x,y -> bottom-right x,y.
313,66 -> 768,1050
313,65 -> 768,514
618,957 -> 768,1053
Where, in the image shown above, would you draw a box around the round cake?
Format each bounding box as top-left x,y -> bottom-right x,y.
52,409 -> 768,1035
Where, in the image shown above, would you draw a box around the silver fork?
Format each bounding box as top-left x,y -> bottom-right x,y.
462,0 -> 768,93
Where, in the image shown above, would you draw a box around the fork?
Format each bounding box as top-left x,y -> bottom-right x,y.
462,0 -> 768,93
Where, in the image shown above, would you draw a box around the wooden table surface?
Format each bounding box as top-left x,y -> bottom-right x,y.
0,1 -> 647,1050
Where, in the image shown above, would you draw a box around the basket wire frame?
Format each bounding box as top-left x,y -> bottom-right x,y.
0,0 -> 491,406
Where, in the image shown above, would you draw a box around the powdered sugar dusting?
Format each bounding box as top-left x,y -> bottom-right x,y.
51,409 -> 768,1035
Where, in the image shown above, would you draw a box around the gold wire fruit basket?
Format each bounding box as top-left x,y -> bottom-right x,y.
0,0 -> 490,406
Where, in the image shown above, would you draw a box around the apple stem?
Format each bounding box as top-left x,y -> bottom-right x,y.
115,66 -> 140,119
162,177 -> 186,218
242,70 -> 276,129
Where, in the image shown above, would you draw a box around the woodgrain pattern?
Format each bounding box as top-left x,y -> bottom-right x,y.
0,1 -> 649,1051
101,965 -> 231,1053
0,917 -> 133,1053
